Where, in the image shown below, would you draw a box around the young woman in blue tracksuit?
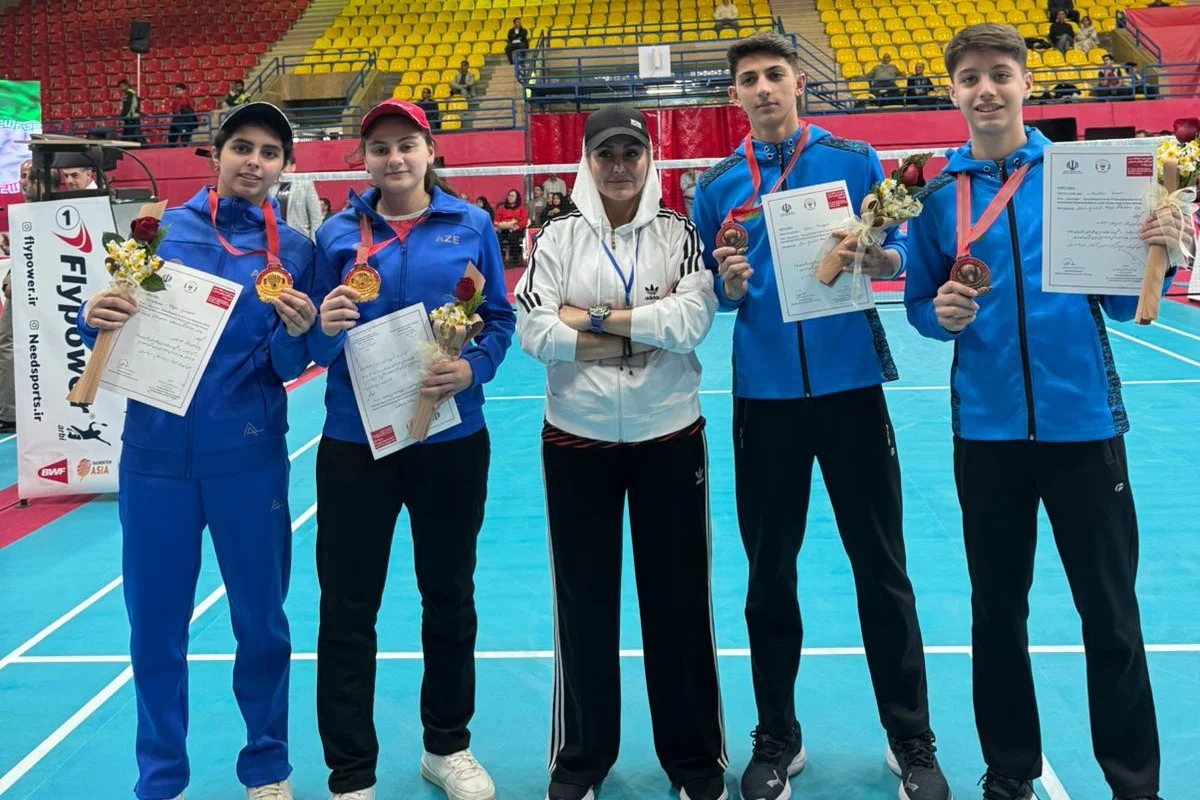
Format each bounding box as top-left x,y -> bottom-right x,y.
80,103 -> 317,800
690,33 -> 949,800
904,25 -> 1191,800
307,99 -> 514,800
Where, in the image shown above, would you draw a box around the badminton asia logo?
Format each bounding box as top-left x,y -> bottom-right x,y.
75,458 -> 112,480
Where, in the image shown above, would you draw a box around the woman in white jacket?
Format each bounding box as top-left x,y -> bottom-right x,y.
514,106 -> 727,800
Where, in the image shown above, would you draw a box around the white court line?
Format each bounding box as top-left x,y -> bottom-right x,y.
0,577 -> 125,673
1107,327 -> 1200,369
1152,321 -> 1200,343
0,502 -> 318,796
489,378 -> 1200,403
1039,755 -> 1072,800
0,434 -> 14,445
10,642 -> 1200,664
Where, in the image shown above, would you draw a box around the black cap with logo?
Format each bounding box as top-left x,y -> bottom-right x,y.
584,105 -> 651,152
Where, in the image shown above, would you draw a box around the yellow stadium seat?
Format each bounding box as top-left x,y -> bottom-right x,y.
831,34 -> 851,49
945,13 -> 965,26
440,69 -> 458,83
849,80 -> 871,98
379,45 -> 397,60
442,114 -> 462,131
857,46 -> 878,62
818,0 -> 836,9
866,19 -> 885,33
1027,50 -> 1044,67
984,11 -> 1005,22
1066,50 -> 1088,66
882,17 -> 902,32
333,62 -> 352,73
965,12 -> 985,24
429,56 -> 447,70
894,30 -> 913,44
839,8 -> 858,21
420,69 -> 439,84
844,20 -> 865,34
879,46 -> 900,61
1017,22 -> 1038,37
879,6 -> 897,18
836,48 -> 856,64
930,56 -> 946,73
1042,50 -> 1065,67
314,37 -> 332,49
1007,9 -> 1028,22
401,70 -> 420,84
936,1 -> 956,13
842,61 -> 864,79
332,36 -> 351,49
293,64 -> 313,75
410,56 -> 427,71
850,32 -> 871,47
921,42 -> 941,58
900,44 -> 921,60
917,2 -> 937,14
433,84 -> 451,100
321,52 -> 340,62
914,29 -> 934,43
827,21 -> 846,34
312,62 -> 333,75
870,31 -> 889,45
821,10 -> 839,23
860,7 -> 879,20
435,43 -> 454,57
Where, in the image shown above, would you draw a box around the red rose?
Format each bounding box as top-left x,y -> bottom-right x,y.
1174,117 -> 1200,144
454,277 -> 476,303
899,163 -> 923,187
130,216 -> 160,243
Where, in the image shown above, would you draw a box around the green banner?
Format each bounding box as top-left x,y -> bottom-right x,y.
1,80 -> 42,194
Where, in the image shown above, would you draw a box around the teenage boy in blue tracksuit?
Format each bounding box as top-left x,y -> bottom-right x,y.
307,100 -> 513,800
691,32 -> 949,800
904,23 -> 1190,800
80,103 -> 317,800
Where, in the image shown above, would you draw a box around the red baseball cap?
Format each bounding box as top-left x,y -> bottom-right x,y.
360,99 -> 431,136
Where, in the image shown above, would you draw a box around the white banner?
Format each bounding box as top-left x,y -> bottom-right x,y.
10,196 -> 126,499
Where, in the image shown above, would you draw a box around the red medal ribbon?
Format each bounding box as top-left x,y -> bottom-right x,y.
355,214 -> 399,265
722,121 -> 811,227
207,188 -> 282,269
955,164 -> 1030,260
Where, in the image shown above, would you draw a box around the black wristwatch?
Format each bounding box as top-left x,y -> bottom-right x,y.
588,304 -> 611,334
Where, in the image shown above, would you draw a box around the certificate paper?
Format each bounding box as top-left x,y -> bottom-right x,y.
99,262 -> 242,416
1042,144 -> 1156,295
345,303 -> 461,459
763,180 -> 875,322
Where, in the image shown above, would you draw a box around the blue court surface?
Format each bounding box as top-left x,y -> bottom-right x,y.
1,301 -> 1198,800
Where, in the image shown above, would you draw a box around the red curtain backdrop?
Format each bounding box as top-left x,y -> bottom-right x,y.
1126,8 -> 1200,96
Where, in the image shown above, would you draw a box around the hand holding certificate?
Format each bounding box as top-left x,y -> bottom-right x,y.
345,303 -> 462,459
762,180 -> 876,323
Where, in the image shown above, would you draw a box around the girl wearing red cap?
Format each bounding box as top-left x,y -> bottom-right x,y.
308,99 -> 515,800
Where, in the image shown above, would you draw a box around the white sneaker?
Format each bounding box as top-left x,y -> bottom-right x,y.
330,788 -> 376,800
246,780 -> 292,800
420,749 -> 496,800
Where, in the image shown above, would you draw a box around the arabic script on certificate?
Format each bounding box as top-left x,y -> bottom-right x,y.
763,179 -> 875,322
1042,144 -> 1157,296
345,302 -> 462,459
99,262 -> 242,416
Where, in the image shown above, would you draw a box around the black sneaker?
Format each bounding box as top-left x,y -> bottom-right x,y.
739,723 -> 806,800
681,775 -> 729,800
546,781 -> 594,800
887,731 -> 951,800
979,772 -> 1034,800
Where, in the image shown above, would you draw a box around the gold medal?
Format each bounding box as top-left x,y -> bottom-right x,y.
344,264 -> 381,303
254,265 -> 293,303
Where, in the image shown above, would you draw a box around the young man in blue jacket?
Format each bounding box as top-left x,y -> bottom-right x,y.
692,32 -> 949,800
904,23 -> 1191,800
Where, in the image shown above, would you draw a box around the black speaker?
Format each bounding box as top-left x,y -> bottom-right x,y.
1084,125 -> 1137,141
129,20 -> 151,54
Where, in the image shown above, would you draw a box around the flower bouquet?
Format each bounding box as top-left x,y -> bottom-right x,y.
815,153 -> 932,287
1134,118 -> 1199,325
407,262 -> 487,442
67,201 -> 169,405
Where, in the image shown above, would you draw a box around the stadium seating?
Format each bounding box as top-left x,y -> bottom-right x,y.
822,0 -> 1183,102
297,0 -> 775,103
0,0 -> 308,122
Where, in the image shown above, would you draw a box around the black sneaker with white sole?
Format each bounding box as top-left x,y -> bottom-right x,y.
545,781 -> 594,800
680,775 -> 729,800
979,772 -> 1034,800
887,731 -> 951,800
739,723 -> 806,800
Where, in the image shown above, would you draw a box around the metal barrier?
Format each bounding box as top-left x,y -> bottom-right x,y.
245,50 -> 379,108
424,96 -> 520,130
534,15 -> 782,47
1116,11 -> 1164,63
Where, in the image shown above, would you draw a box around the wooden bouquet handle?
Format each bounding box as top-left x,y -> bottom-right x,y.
407,315 -> 484,443
1134,159 -> 1179,325
66,325 -> 116,405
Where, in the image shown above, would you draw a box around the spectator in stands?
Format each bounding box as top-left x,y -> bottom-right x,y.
225,79 -> 251,108
905,61 -> 935,105
1048,0 -> 1081,23
450,60 -> 477,98
1094,53 -> 1123,97
168,83 -> 199,146
693,30 -> 951,800
309,96 -> 510,800
0,231 -> 12,434
514,103 -> 726,800
19,159 -> 58,201
475,195 -> 495,219
1049,11 -> 1075,54
866,54 -> 904,99
1074,16 -> 1098,53
117,78 -> 142,143
543,172 -> 567,197
679,167 -> 699,216
320,197 -> 333,219
527,184 -> 547,226
505,18 -> 530,65
272,163 -> 324,240
417,87 -> 441,131
493,189 -> 528,268
541,191 -> 565,224
714,0 -> 740,33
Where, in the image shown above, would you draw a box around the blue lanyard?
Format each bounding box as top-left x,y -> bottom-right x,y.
601,230 -> 641,307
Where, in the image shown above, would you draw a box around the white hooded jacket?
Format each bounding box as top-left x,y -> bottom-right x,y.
514,149 -> 718,442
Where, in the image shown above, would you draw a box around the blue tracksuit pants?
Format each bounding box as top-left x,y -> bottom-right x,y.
118,460 -> 293,800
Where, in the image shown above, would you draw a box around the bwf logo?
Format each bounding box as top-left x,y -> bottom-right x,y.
38,459 -> 69,484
